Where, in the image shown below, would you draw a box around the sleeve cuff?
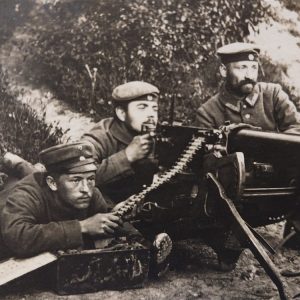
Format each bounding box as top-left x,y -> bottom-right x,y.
61,220 -> 83,248
110,150 -> 135,175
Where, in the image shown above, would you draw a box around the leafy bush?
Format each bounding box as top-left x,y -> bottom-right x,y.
0,68 -> 63,163
22,0 -> 268,124
0,0 -> 33,44
280,0 -> 300,12
260,56 -> 300,109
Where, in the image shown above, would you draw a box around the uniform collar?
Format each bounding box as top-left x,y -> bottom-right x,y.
110,118 -> 135,145
219,83 -> 259,112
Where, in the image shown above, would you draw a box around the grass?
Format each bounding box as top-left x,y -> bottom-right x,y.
0,69 -> 63,163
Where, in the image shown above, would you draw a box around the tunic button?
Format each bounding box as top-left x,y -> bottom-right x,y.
243,105 -> 247,109
245,114 -> 251,119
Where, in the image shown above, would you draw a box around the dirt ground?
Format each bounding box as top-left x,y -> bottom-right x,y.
1,222 -> 300,300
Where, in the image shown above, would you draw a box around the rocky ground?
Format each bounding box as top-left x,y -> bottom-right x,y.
1,0 -> 300,299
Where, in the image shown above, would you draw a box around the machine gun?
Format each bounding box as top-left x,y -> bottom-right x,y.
115,123 -> 300,300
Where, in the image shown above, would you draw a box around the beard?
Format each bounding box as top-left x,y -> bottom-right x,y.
226,79 -> 256,96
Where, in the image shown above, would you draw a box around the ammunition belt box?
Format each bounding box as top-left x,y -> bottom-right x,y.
49,244 -> 150,295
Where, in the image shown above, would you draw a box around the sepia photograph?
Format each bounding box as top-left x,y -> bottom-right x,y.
0,0 -> 300,299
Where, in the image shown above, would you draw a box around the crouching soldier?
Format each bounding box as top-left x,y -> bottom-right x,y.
82,81 -> 159,204
0,142 -> 172,278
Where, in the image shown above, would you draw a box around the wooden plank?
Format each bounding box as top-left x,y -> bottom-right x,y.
0,252 -> 57,286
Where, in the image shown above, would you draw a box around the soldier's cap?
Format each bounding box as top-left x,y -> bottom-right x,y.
217,42 -> 260,64
39,142 -> 97,174
112,81 -> 159,103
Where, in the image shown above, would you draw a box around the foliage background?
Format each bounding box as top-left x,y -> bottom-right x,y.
4,0 -> 300,162
19,0 -> 268,124
0,69 -> 63,162
0,0 -> 33,45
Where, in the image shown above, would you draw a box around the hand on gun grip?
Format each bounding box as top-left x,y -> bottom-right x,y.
125,133 -> 154,162
80,212 -> 122,236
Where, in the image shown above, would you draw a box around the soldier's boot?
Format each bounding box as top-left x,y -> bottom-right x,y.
281,220 -> 300,250
2,152 -> 37,178
0,148 -> 8,191
216,248 -> 243,272
149,233 -> 173,278
203,227 -> 243,272
0,172 -> 8,191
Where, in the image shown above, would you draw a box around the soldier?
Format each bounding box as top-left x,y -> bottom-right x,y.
0,142 -> 120,259
196,42 -> 300,251
195,42 -> 300,133
0,142 -> 172,276
82,81 -> 159,204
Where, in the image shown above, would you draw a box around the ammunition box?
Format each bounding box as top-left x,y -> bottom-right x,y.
49,245 -> 150,295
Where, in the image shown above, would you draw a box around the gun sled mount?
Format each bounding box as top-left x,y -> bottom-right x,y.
116,123 -> 300,300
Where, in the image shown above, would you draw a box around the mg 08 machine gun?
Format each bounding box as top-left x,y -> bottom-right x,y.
1,124 -> 299,298
115,122 -> 300,300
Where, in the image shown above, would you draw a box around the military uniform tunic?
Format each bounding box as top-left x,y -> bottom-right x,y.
82,118 -> 157,203
196,82 -> 300,134
0,172 -> 108,259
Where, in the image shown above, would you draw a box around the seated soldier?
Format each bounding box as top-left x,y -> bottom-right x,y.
195,42 -> 300,249
195,42 -> 300,133
0,142 -> 172,277
82,81 -> 159,204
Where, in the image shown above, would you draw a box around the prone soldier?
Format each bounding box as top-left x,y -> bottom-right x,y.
0,142 -> 171,277
0,142 -> 120,259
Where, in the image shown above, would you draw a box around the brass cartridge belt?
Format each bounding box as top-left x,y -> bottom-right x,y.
115,136 -> 205,221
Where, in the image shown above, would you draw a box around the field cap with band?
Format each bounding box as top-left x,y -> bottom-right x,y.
217,42 -> 261,64
112,81 -> 159,103
39,142 -> 97,174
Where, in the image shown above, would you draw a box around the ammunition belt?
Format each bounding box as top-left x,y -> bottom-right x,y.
115,136 -> 204,221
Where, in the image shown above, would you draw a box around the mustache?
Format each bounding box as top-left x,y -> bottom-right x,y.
238,79 -> 256,87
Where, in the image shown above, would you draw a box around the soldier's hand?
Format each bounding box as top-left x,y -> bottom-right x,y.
79,213 -> 122,236
220,123 -> 261,133
125,133 -> 153,162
